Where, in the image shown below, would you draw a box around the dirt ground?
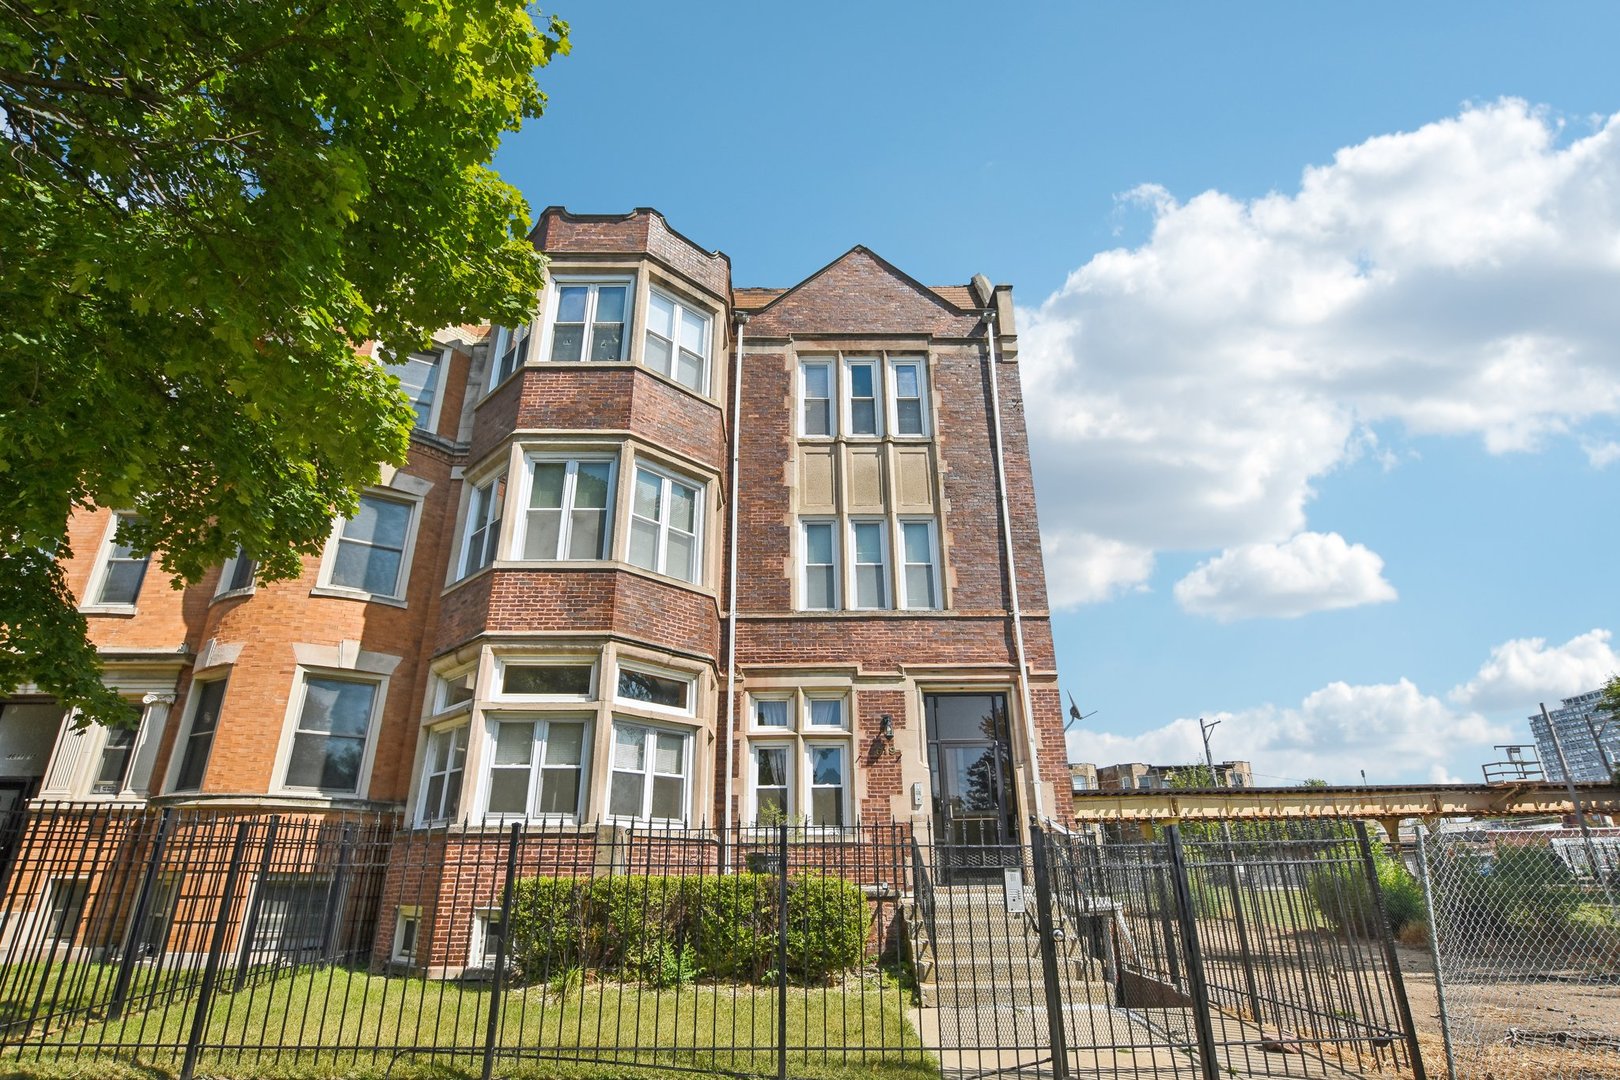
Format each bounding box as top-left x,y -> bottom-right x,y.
1394,942 -> 1619,1079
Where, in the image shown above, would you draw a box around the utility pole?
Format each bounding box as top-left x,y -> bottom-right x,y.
1200,717 -> 1222,787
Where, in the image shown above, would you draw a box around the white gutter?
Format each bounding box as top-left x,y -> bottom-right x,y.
983,305 -> 1045,821
720,312 -> 748,866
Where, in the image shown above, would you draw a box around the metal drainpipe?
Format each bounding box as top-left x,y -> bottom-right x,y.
982,305 -> 1045,821
720,312 -> 748,869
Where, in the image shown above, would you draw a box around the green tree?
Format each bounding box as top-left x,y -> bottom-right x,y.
1165,763 -> 1217,789
1,0 -> 568,724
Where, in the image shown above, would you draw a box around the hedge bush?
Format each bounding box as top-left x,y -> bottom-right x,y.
1306,844 -> 1425,938
506,871 -> 869,986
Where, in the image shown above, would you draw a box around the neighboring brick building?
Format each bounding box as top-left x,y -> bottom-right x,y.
3,209 -> 1067,961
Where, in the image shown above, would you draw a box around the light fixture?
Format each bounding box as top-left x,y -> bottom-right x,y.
879,714 -> 895,743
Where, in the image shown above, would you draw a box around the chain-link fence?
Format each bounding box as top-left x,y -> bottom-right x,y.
1416,827 -> 1620,1080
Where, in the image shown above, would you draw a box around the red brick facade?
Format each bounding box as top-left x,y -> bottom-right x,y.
15,209 -> 1068,951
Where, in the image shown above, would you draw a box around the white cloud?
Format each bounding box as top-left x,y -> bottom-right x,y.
1448,628 -> 1619,711
1172,531 -> 1397,620
1584,439 -> 1620,468
1069,678 -> 1507,785
1023,100 -> 1620,607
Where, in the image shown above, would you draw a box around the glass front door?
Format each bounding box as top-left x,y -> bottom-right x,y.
925,693 -> 1019,879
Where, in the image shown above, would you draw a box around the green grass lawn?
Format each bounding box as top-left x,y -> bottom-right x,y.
0,965 -> 931,1080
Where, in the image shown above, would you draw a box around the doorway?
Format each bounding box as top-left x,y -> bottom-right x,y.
924,692 -> 1019,880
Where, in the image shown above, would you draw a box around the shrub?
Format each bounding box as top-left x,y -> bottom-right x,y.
507,871 -> 869,987
1306,843 -> 1424,938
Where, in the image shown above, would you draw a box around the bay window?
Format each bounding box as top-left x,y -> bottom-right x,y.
489,321 -> 534,388
628,466 -> 701,583
459,473 -> 505,579
548,281 -> 629,362
644,289 -> 711,392
419,725 -> 468,824
484,718 -> 588,819
522,457 -> 615,561
607,722 -> 689,824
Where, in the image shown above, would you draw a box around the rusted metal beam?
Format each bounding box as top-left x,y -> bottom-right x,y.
1068,781 -> 1620,822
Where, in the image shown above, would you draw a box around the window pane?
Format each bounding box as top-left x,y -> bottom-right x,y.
493,723 -> 533,765
628,518 -> 658,570
906,566 -> 936,608
347,497 -> 410,548
851,400 -> 877,434
301,678 -> 375,737
650,775 -> 683,819
897,400 -> 923,434
569,509 -> 605,560
654,732 -> 684,773
902,523 -> 932,563
609,773 -> 643,817
613,725 -> 645,769
856,565 -> 884,608
677,350 -> 704,390
804,365 -> 830,398
665,532 -> 695,582
194,681 -> 227,733
809,699 -> 843,727
757,788 -> 787,820
805,523 -> 833,565
503,664 -> 592,697
285,733 -> 364,790
530,463 -> 565,509
574,463 -> 612,508
811,746 -> 844,786
525,509 -> 561,560
807,566 -> 835,610
756,700 -> 789,727
440,672 -> 475,710
99,560 -> 148,605
853,523 -> 882,563
423,775 -> 445,819
894,365 -> 919,398
680,308 -> 705,351
811,788 -> 844,827
538,769 -> 580,814
756,747 -> 788,786
645,334 -> 673,375
358,546 -> 403,595
487,770 -> 529,814
549,325 -> 583,362
556,287 -> 588,322
669,483 -> 696,532
849,366 -> 873,398
633,470 -> 662,521
647,292 -> 674,335
618,669 -> 687,709
225,551 -> 255,592
595,286 -> 626,324
589,325 -> 623,361
545,723 -> 584,766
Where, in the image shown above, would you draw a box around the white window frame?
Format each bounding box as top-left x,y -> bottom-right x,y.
748,741 -> 794,824
272,670 -> 385,798
897,518 -> 943,610
805,694 -> 847,730
606,719 -> 692,826
799,359 -> 836,438
643,286 -> 713,394
379,346 -> 449,433
848,518 -> 891,610
392,906 -> 421,964
539,277 -> 634,364
804,741 -> 851,829
81,512 -> 149,613
432,667 -> 477,717
842,357 -> 883,438
750,694 -> 792,731
492,655 -> 597,703
168,677 -> 229,793
417,723 -> 469,825
468,908 -> 506,971
43,878 -> 90,946
480,715 -> 592,822
742,689 -> 853,831
886,356 -> 930,437
627,463 -> 704,584
316,490 -> 422,604
799,519 -> 840,611
214,547 -> 255,599
90,725 -> 138,796
457,471 -> 506,581
613,661 -> 696,716
516,454 -> 617,562
487,319 -> 536,393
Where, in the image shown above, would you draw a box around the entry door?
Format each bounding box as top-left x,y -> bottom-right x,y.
925,693 -> 1019,877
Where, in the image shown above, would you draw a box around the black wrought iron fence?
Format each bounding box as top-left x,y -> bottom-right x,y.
0,803 -> 1425,1080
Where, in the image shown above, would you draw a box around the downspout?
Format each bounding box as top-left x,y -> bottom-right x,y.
982,305 -> 1045,821
721,312 -> 748,869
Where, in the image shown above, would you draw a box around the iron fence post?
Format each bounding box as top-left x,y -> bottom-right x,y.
1165,825 -> 1222,1080
1217,822 -> 1266,1027
1353,821 -> 1428,1080
1029,824 -> 1072,1080
1414,830 -> 1459,1080
776,821 -> 788,1080
232,814 -> 281,989
481,822 -> 522,1080
180,819 -> 253,1080
107,807 -> 174,1020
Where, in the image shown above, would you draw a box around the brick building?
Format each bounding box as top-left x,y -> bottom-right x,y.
3,209 -> 1067,957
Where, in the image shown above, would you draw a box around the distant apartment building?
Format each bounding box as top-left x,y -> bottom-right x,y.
3,207 -> 1069,872
1530,689 -> 1619,782
1088,760 -> 1254,791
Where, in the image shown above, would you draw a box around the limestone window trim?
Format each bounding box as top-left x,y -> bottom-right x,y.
535,274 -> 635,367
78,512 -> 149,615
794,351 -> 935,444
312,482 -> 428,607
39,691 -> 175,801
795,513 -> 945,613
741,689 -> 854,830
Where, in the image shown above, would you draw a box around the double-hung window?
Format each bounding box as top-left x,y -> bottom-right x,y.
92,727 -> 136,795
485,718 -> 588,819
888,357 -> 929,436
898,520 -> 941,610
173,679 -> 228,792
382,348 -> 446,431
745,691 -> 850,828
459,474 -> 505,579
548,282 -> 629,362
329,493 -> 414,599
844,358 -> 881,437
850,520 -> 890,610
800,361 -> 834,437
419,725 -> 468,823
489,322 -> 534,388
801,521 -> 839,610
644,289 -> 711,392
608,722 -> 689,823
523,457 -> 614,561
94,513 -> 149,607
217,547 -> 255,596
282,675 -> 379,794
628,466 -> 701,583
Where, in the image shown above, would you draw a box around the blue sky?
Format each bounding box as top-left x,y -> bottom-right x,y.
498,3 -> 1620,785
